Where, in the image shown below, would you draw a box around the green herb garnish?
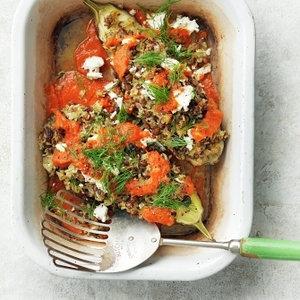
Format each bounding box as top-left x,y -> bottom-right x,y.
40,189 -> 67,215
83,147 -> 123,172
117,105 -> 129,123
153,183 -> 189,209
168,63 -> 185,86
82,127 -> 133,196
155,0 -> 180,13
182,119 -> 195,131
112,170 -> 134,195
56,71 -> 65,80
40,189 -> 56,208
144,83 -> 170,104
168,43 -> 197,61
68,148 -> 79,160
163,136 -> 188,148
134,51 -> 166,67
82,202 -> 98,219
82,146 -> 134,196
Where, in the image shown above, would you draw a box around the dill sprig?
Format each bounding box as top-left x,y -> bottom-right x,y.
163,136 -> 188,148
153,183 -> 189,210
82,127 -> 135,196
40,189 -> 68,215
168,43 -> 197,61
117,105 -> 129,123
40,189 -> 56,208
56,71 -> 65,80
144,83 -> 170,104
80,116 -> 105,142
83,147 -> 124,172
82,202 -> 98,219
134,51 -> 166,67
182,119 -> 195,131
82,147 -> 135,196
68,148 -> 78,160
168,63 -> 185,86
144,1 -> 199,63
70,176 -> 79,190
75,72 -> 87,92
155,0 -> 180,13
112,170 -> 134,195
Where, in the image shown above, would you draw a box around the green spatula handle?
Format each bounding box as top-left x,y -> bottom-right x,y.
240,237 -> 300,260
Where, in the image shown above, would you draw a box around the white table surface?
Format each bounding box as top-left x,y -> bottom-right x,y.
2,0 -> 300,299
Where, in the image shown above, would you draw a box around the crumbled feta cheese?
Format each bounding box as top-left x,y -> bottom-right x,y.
142,83 -> 156,100
110,111 -> 117,119
122,37 -> 136,45
183,135 -> 194,151
140,137 -> 157,147
161,58 -> 180,70
139,202 -> 145,209
171,16 -> 199,34
129,9 -> 136,16
193,63 -> 211,80
82,56 -> 104,80
147,12 -> 166,29
108,92 -> 123,109
141,88 -> 155,100
93,204 -> 109,222
172,85 -> 194,112
187,129 -> 194,139
55,143 -> 67,152
87,134 -> 98,141
104,81 -> 118,91
129,66 -> 137,74
175,177 -> 184,183
82,173 -> 107,192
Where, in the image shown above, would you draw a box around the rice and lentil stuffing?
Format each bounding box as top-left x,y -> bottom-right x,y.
38,0 -> 228,235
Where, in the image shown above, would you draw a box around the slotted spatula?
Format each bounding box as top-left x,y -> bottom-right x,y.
41,191 -> 300,273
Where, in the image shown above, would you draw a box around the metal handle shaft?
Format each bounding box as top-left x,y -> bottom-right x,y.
160,238 -> 241,254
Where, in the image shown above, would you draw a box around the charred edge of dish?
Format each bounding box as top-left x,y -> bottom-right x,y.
51,7 -> 93,74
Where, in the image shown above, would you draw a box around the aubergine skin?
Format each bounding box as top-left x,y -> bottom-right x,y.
83,0 -> 140,44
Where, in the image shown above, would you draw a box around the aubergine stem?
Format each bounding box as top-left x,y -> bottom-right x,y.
190,192 -> 214,241
83,0 -> 101,23
175,191 -> 214,241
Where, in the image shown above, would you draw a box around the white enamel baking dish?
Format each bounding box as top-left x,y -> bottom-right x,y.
11,0 -> 255,280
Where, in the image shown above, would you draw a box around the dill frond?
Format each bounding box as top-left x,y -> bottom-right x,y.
168,63 -> 185,86
82,202 -> 97,219
153,183 -> 188,209
155,0 -> 180,13
112,170 -> 134,195
56,71 -> 65,80
168,43 -> 196,61
144,83 -> 170,104
68,148 -> 78,160
163,136 -> 188,148
117,105 -> 129,123
182,119 -> 195,131
40,189 -> 56,208
134,51 -> 166,67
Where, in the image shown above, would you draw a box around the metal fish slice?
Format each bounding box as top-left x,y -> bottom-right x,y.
41,190 -> 160,273
41,191 -> 300,273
